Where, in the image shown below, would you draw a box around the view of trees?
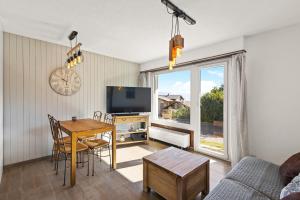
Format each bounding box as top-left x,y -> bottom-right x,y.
200,85 -> 224,123
172,106 -> 190,121
169,85 -> 223,123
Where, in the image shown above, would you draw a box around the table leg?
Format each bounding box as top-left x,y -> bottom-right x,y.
71,133 -> 77,186
146,118 -> 149,145
203,161 -> 210,197
176,178 -> 185,200
143,161 -> 150,192
112,126 -> 116,169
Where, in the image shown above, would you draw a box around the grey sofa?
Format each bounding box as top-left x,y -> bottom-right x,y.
204,156 -> 284,200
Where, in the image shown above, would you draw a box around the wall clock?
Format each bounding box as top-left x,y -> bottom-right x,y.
49,68 -> 81,96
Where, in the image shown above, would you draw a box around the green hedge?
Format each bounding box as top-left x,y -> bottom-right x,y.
172,106 -> 190,120
200,86 -> 224,123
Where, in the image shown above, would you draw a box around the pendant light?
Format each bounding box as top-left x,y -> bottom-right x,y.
77,48 -> 83,64
168,16 -> 184,70
161,0 -> 196,70
65,31 -> 84,69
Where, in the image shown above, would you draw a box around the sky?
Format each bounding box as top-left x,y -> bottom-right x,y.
158,66 -> 224,101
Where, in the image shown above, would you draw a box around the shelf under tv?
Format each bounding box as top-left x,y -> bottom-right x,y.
117,130 -> 147,135
116,138 -> 147,146
114,115 -> 149,146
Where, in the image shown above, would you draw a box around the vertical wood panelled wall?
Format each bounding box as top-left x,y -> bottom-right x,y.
3,32 -> 139,165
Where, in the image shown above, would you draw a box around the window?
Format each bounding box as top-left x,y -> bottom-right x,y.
199,66 -> 225,154
152,61 -> 228,159
156,70 -> 191,124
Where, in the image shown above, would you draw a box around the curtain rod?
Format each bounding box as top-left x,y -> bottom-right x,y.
141,49 -> 246,73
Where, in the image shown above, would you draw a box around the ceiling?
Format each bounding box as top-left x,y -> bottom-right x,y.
1,0 -> 300,63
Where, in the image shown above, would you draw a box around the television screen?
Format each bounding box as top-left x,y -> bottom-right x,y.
106,86 -> 151,113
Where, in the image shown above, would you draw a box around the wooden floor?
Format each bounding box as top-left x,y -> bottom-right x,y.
0,141 -> 231,200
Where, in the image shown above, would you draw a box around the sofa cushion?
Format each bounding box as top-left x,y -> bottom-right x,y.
280,173 -> 300,199
281,192 -> 300,200
279,152 -> 300,186
225,156 -> 284,200
204,179 -> 271,200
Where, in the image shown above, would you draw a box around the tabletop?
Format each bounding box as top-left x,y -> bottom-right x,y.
60,118 -> 114,134
143,147 -> 209,178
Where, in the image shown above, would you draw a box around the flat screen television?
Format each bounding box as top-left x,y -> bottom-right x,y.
106,86 -> 151,114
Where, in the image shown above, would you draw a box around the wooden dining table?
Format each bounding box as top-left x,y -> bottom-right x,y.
60,118 -> 116,186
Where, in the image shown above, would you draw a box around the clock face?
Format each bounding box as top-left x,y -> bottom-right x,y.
49,68 -> 81,96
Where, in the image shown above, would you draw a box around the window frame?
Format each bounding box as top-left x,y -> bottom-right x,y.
150,58 -> 229,160
152,65 -> 192,130
195,61 -> 229,160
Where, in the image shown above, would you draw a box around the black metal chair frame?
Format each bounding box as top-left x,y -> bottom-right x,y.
48,114 -> 59,170
51,116 -> 89,185
87,112 -> 115,176
99,113 -> 115,167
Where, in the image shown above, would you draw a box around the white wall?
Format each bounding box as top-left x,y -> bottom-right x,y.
245,24 -> 300,165
140,37 -> 244,71
3,32 -> 139,165
0,22 -> 3,181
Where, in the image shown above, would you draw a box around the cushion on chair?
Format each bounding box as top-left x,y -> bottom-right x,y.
63,136 -> 71,143
60,142 -> 88,153
84,139 -> 109,149
280,153 -> 300,186
204,179 -> 271,200
225,156 -> 284,200
54,136 -> 71,144
77,133 -> 96,140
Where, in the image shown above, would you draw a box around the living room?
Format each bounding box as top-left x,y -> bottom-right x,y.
1,0 -> 300,200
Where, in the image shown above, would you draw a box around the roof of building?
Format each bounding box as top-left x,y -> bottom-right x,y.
167,95 -> 184,100
159,94 -> 184,101
158,96 -> 173,102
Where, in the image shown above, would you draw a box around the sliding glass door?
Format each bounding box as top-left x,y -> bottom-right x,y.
152,61 -> 228,159
198,64 -> 227,158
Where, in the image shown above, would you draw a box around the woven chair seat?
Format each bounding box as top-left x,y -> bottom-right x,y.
77,134 -> 96,141
54,136 -> 71,144
84,139 -> 109,149
60,142 -> 88,153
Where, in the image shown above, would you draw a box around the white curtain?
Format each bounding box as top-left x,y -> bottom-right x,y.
138,72 -> 151,87
228,53 -> 248,166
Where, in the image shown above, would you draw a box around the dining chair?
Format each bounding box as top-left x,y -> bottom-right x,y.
48,114 -> 71,168
84,113 -> 115,176
77,111 -> 102,141
93,111 -> 102,121
94,111 -> 104,140
48,114 -> 56,163
100,113 -> 115,164
52,117 -> 90,185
